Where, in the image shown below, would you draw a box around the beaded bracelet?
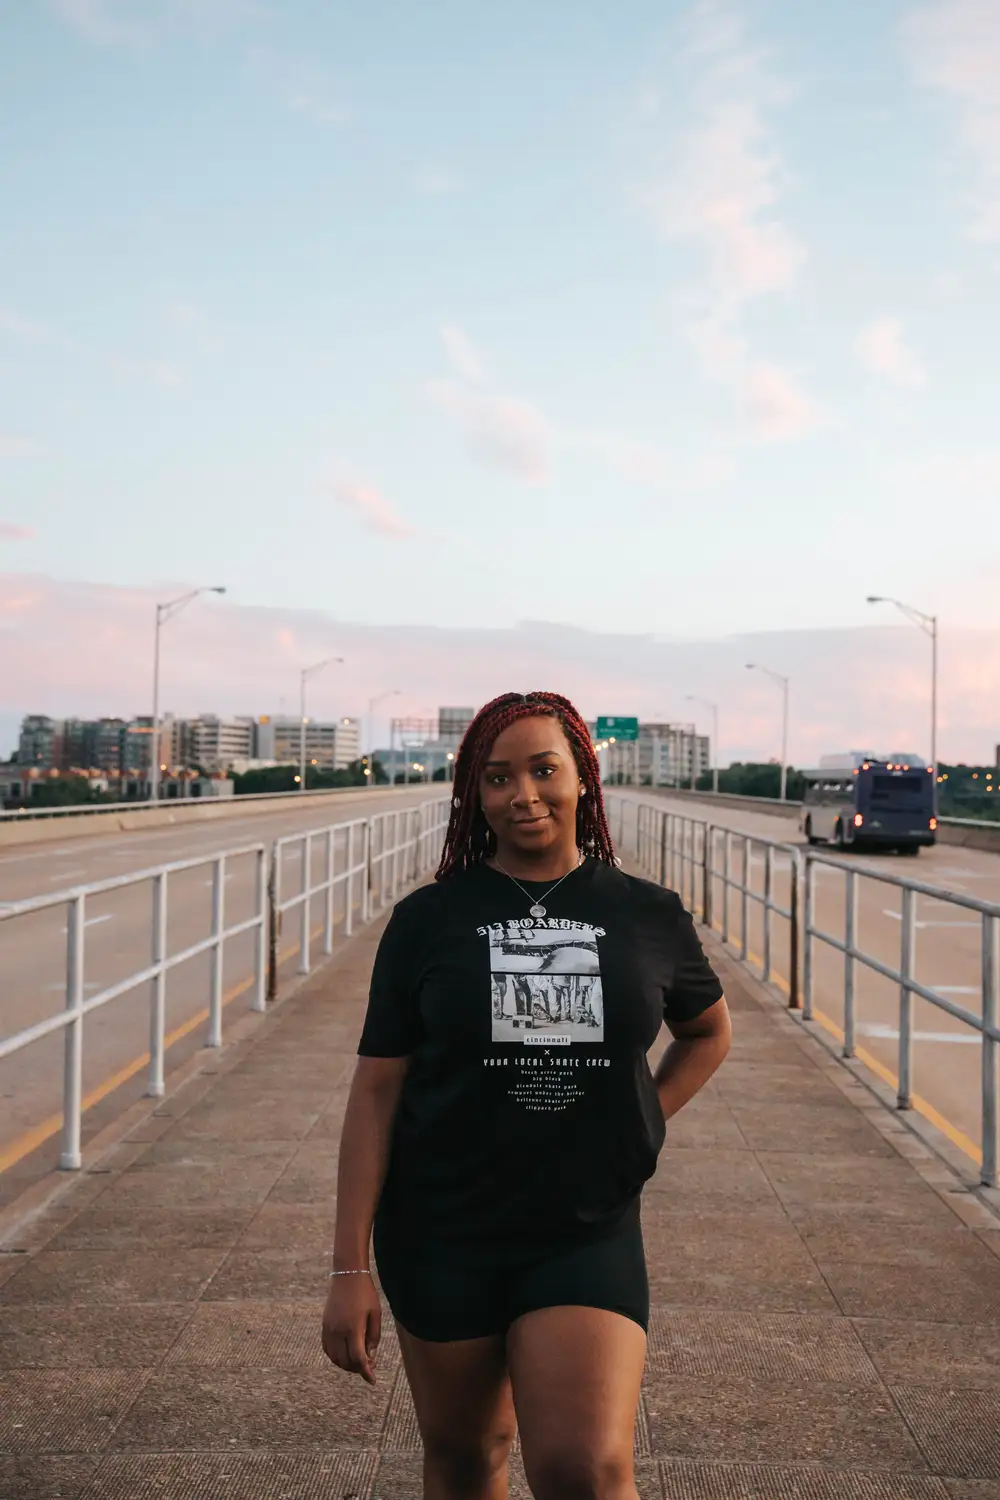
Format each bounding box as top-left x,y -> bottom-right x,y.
328,1267 -> 372,1277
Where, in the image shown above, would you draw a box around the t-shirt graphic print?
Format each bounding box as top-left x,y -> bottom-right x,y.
482,917 -> 605,1046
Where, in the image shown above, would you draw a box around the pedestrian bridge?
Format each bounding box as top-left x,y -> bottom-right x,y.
2,793 -> 999,1496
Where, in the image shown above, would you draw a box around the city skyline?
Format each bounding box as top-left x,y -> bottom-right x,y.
2,578 -> 997,767
2,1 -> 998,759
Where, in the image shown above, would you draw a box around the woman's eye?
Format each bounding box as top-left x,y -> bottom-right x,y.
535,766 -> 556,778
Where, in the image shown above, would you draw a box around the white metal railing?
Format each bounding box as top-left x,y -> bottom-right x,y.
270,800 -> 450,987
0,798 -> 449,1173
607,791 -> 1000,1188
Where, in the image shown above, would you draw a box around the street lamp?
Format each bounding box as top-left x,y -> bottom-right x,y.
151,586 -> 226,801
366,689 -> 400,786
446,751 -> 455,782
299,657 -> 344,792
866,595 -> 938,771
745,663 -> 790,801
685,697 -> 719,793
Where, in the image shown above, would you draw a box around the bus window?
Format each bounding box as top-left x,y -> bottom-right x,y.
872,774 -> 924,799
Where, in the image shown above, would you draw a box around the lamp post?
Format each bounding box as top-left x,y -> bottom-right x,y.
745,664 -> 790,801
299,658 -> 344,792
866,595 -> 938,771
686,696 -> 719,794
150,586 -> 226,801
366,689 -> 400,787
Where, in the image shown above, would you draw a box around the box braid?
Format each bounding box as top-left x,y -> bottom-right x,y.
436,691 -> 617,879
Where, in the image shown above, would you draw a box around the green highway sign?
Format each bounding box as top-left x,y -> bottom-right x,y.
595,716 -> 639,742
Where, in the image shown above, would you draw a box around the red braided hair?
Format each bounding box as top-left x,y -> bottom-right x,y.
435,691 -> 617,878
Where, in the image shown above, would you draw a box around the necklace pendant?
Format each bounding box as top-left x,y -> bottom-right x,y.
529,903 -> 547,919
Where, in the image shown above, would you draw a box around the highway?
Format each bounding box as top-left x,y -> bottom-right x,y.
0,788 -> 441,1200
628,791 -> 1000,1171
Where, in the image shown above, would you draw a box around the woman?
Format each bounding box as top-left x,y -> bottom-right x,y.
322,691 -> 731,1500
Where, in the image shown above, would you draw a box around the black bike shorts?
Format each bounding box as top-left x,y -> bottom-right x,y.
373,1216 -> 649,1344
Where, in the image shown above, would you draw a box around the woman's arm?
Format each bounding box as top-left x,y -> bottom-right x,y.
653,996 -> 731,1120
322,1055 -> 408,1384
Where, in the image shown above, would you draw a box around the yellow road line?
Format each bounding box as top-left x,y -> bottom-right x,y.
0,925 -> 321,1177
708,918 -> 982,1166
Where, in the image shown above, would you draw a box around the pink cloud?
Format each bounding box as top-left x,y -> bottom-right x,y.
3,572 -> 999,765
904,0 -> 1000,241
0,523 -> 35,541
329,478 -> 416,539
743,363 -> 820,441
855,318 -> 927,388
427,380 -> 551,482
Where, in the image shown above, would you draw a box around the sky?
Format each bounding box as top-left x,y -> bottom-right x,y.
2,0 -> 999,763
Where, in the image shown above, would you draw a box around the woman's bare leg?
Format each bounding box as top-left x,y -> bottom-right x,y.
507,1306 -> 646,1500
397,1325 -> 516,1500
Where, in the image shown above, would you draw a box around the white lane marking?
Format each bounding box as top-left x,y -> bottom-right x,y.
45,981 -> 100,993
58,913 -> 114,933
934,985 -> 980,995
858,1022 -> 980,1044
48,869 -> 88,883
881,909 -> 979,929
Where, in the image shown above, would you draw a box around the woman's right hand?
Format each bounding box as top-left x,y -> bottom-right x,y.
321,1272 -> 383,1386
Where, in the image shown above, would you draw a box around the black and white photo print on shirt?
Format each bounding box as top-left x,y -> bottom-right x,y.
481,918 -> 605,1045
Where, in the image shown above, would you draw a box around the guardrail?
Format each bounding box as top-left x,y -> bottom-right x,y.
0,782 -> 425,822
607,792 -> 1000,1187
0,798 -> 449,1174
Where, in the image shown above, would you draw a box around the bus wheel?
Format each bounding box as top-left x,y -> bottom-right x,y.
804,818 -> 819,846
834,821 -> 847,850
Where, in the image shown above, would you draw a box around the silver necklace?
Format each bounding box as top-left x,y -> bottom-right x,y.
492,852 -> 584,918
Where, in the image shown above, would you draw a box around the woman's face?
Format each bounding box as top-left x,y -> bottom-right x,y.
478,715 -> 582,861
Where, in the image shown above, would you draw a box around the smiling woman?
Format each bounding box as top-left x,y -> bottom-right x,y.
322,689 -> 731,1500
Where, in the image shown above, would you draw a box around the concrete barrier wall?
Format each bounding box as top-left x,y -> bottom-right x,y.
0,785 -> 432,850
642,785 -> 1000,853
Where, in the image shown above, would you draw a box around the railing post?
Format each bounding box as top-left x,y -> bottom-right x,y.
253,847 -> 267,1012
344,824 -> 355,938
722,832 -> 731,945
762,846 -> 773,984
703,825 -> 714,929
659,812 -> 667,889
802,856 -> 814,1022
208,854 -> 225,1047
391,811 -> 400,903
148,872 -> 167,1096
363,819 -> 372,924
267,843 -> 279,1003
299,833 -> 311,975
687,820 -> 696,913
739,838 -> 749,961
898,885 -> 915,1110
60,893 -> 85,1170
788,853 -> 801,1010
843,869 -> 858,1059
323,827 -> 334,956
982,913 -> 998,1189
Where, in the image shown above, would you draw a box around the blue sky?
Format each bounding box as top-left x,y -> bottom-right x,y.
2,0 -> 999,759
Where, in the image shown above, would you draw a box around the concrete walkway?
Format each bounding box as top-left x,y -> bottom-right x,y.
2,904 -> 1000,1499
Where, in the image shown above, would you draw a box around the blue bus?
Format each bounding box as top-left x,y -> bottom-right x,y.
800,751 -> 937,854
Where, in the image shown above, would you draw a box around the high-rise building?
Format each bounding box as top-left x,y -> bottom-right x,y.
186,715 -> 255,771
256,716 -> 361,770
637,723 -> 710,787
17,715 -> 63,769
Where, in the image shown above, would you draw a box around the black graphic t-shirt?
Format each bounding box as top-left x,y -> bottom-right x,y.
358,858 -> 723,1246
